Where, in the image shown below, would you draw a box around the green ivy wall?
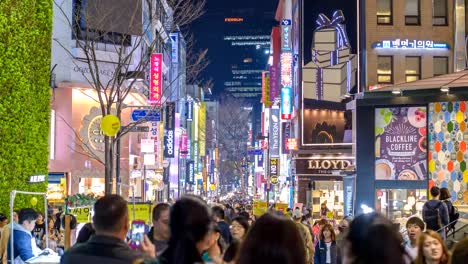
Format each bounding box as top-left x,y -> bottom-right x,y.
0,0 -> 52,214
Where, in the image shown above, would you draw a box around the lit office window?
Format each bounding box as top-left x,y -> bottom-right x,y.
434,57 -> 449,76
405,0 -> 420,25
433,0 -> 448,26
406,57 -> 421,82
377,0 -> 393,25
377,56 -> 393,84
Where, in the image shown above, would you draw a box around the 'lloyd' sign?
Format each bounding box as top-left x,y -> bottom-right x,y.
296,158 -> 353,175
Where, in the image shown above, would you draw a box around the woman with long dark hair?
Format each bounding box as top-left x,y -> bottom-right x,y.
158,195 -> 215,264
237,213 -> 306,264
314,223 -> 340,264
414,230 -> 450,264
343,213 -> 407,264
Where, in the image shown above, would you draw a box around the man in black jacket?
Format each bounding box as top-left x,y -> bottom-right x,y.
61,195 -> 143,264
212,206 -> 231,244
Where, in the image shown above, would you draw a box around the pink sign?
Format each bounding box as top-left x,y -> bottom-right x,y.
180,134 -> 188,156
150,54 -> 162,106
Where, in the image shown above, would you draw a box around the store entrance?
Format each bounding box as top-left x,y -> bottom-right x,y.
309,180 -> 344,221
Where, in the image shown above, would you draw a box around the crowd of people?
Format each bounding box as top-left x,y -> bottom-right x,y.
0,188 -> 465,264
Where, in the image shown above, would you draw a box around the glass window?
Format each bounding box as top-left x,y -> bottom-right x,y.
434,56 -> 449,76
377,56 -> 393,84
375,189 -> 427,224
405,0 -> 420,25
433,0 -> 448,26
406,57 -> 421,82
377,0 -> 393,25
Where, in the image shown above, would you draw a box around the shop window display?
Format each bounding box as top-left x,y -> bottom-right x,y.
375,189 -> 427,224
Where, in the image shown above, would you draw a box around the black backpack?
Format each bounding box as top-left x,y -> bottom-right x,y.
423,202 -> 443,231
444,200 -> 460,233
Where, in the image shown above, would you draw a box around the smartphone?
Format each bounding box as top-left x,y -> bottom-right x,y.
130,220 -> 146,249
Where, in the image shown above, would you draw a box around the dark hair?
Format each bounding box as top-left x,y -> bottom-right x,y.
318,219 -> 328,226
93,195 -> 128,233
0,213 -> 7,222
76,223 -> 95,243
152,203 -> 170,222
18,208 -> 39,224
345,213 -> 407,264
232,216 -> 250,234
430,186 -> 440,197
212,223 -> 227,254
161,195 -> 214,264
302,213 -> 312,222
212,206 -> 225,220
320,223 -> 336,241
439,187 -> 451,200
61,214 -> 77,230
414,230 -> 449,264
238,213 -> 306,264
451,237 -> 468,264
406,216 -> 425,230
239,211 -> 250,220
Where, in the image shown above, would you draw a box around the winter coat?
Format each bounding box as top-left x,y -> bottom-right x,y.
314,240 -> 341,264
7,222 -> 41,264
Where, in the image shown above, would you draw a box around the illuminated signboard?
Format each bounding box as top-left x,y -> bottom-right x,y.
372,39 -> 450,50
225,17 -> 244,22
261,71 -> 271,106
149,53 -> 162,106
285,138 -> 298,151
281,87 -> 292,120
281,19 -> 292,51
280,53 -> 292,87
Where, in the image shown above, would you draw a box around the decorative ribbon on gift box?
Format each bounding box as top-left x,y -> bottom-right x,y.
312,10 -> 352,100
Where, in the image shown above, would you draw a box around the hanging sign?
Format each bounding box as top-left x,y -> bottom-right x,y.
281,87 -> 293,120
149,54 -> 162,106
164,102 -> 175,158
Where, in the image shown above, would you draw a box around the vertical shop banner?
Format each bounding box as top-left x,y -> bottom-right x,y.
170,33 -> 179,63
270,158 -> 279,176
180,134 -> 188,156
186,99 -> 193,121
164,102 -> 175,158
281,19 -> 292,51
186,161 -> 195,184
270,108 -> 280,157
282,122 -> 291,154
280,53 -> 292,87
343,175 -> 356,217
261,71 -> 271,106
281,87 -> 292,120
149,54 -> 162,106
269,65 -> 280,101
198,102 -> 206,157
209,159 -> 215,184
375,107 -> 427,180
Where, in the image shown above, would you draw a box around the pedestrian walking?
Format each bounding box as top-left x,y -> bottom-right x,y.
439,187 -> 459,236
335,217 -> 350,252
223,216 -> 249,264
201,224 -> 226,264
212,206 -> 231,244
237,213 -> 306,264
293,208 -> 314,264
422,187 -> 449,239
404,216 -> 424,261
314,223 -> 340,264
0,211 -> 18,263
148,203 -> 170,256
414,230 -> 450,264
343,213 -> 407,264
60,195 -> 144,264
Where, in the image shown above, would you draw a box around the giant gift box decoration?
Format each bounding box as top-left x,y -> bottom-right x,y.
303,10 -> 357,102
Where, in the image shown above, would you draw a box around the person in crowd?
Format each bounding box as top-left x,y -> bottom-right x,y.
423,187 -> 449,239
150,195 -> 216,264
343,213 -> 407,264
321,201 -> 330,218
0,214 -> 8,237
45,216 -> 61,253
223,216 -> 250,263
201,224 -> 226,264
0,210 -> 18,263
8,208 -> 41,263
439,187 -> 459,236
61,195 -> 144,264
336,217 -> 351,251
32,213 -> 46,249
147,203 -> 170,256
212,206 -> 231,244
405,216 -> 425,261
313,219 -> 328,246
414,230 -> 450,264
450,237 -> 468,264
75,222 -> 94,244
314,223 -> 340,264
237,213 -> 306,264
293,208 -> 314,264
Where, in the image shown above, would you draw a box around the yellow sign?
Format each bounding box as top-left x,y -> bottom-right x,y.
326,211 -> 334,219
198,102 -> 206,156
275,203 -> 288,212
210,184 -> 215,191
128,203 -> 153,225
69,207 -> 92,223
253,200 -> 268,216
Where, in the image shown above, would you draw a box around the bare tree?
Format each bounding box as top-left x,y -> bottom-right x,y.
53,0 -> 207,194
216,96 -> 251,193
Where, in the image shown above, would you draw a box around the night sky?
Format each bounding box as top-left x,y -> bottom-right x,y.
191,0 -> 357,95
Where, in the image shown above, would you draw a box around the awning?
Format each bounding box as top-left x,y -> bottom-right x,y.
48,172 -> 65,184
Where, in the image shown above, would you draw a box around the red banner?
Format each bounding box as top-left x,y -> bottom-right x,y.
149,54 -> 162,106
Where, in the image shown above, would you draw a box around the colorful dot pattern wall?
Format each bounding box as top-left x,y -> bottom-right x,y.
428,102 -> 468,205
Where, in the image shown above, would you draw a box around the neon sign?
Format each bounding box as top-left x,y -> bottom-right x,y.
372,39 -> 450,50
225,18 -> 244,22
281,87 -> 292,120
149,53 -> 162,106
280,53 -> 292,87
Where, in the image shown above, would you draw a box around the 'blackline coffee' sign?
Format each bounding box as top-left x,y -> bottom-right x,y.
296,158 -> 353,175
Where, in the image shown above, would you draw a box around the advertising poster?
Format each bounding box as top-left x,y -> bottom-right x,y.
303,109 -> 347,144
164,102 -> 175,158
375,107 -> 427,180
